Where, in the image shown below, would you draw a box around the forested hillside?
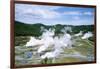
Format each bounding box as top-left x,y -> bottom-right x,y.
15,21 -> 94,36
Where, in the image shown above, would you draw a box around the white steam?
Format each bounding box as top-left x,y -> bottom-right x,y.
25,27 -> 93,60
74,31 -> 83,36
61,26 -> 72,33
25,27 -> 73,59
37,28 -> 55,53
41,49 -> 61,59
38,27 -> 72,59
82,32 -> 93,39
25,37 -> 43,47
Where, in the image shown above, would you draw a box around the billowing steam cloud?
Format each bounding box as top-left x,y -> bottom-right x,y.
61,26 -> 72,33
25,27 -> 93,60
74,31 -> 83,36
41,49 -> 61,59
82,32 -> 93,39
25,37 -> 43,46
37,29 -> 55,53
25,27 -> 73,59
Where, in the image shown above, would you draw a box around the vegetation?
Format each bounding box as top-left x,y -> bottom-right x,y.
15,21 -> 94,36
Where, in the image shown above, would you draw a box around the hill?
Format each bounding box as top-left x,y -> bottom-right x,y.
15,21 -> 94,36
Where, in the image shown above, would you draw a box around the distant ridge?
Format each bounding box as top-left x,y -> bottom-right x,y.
15,21 -> 94,36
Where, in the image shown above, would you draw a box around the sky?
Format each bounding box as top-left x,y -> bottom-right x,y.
15,3 -> 95,25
